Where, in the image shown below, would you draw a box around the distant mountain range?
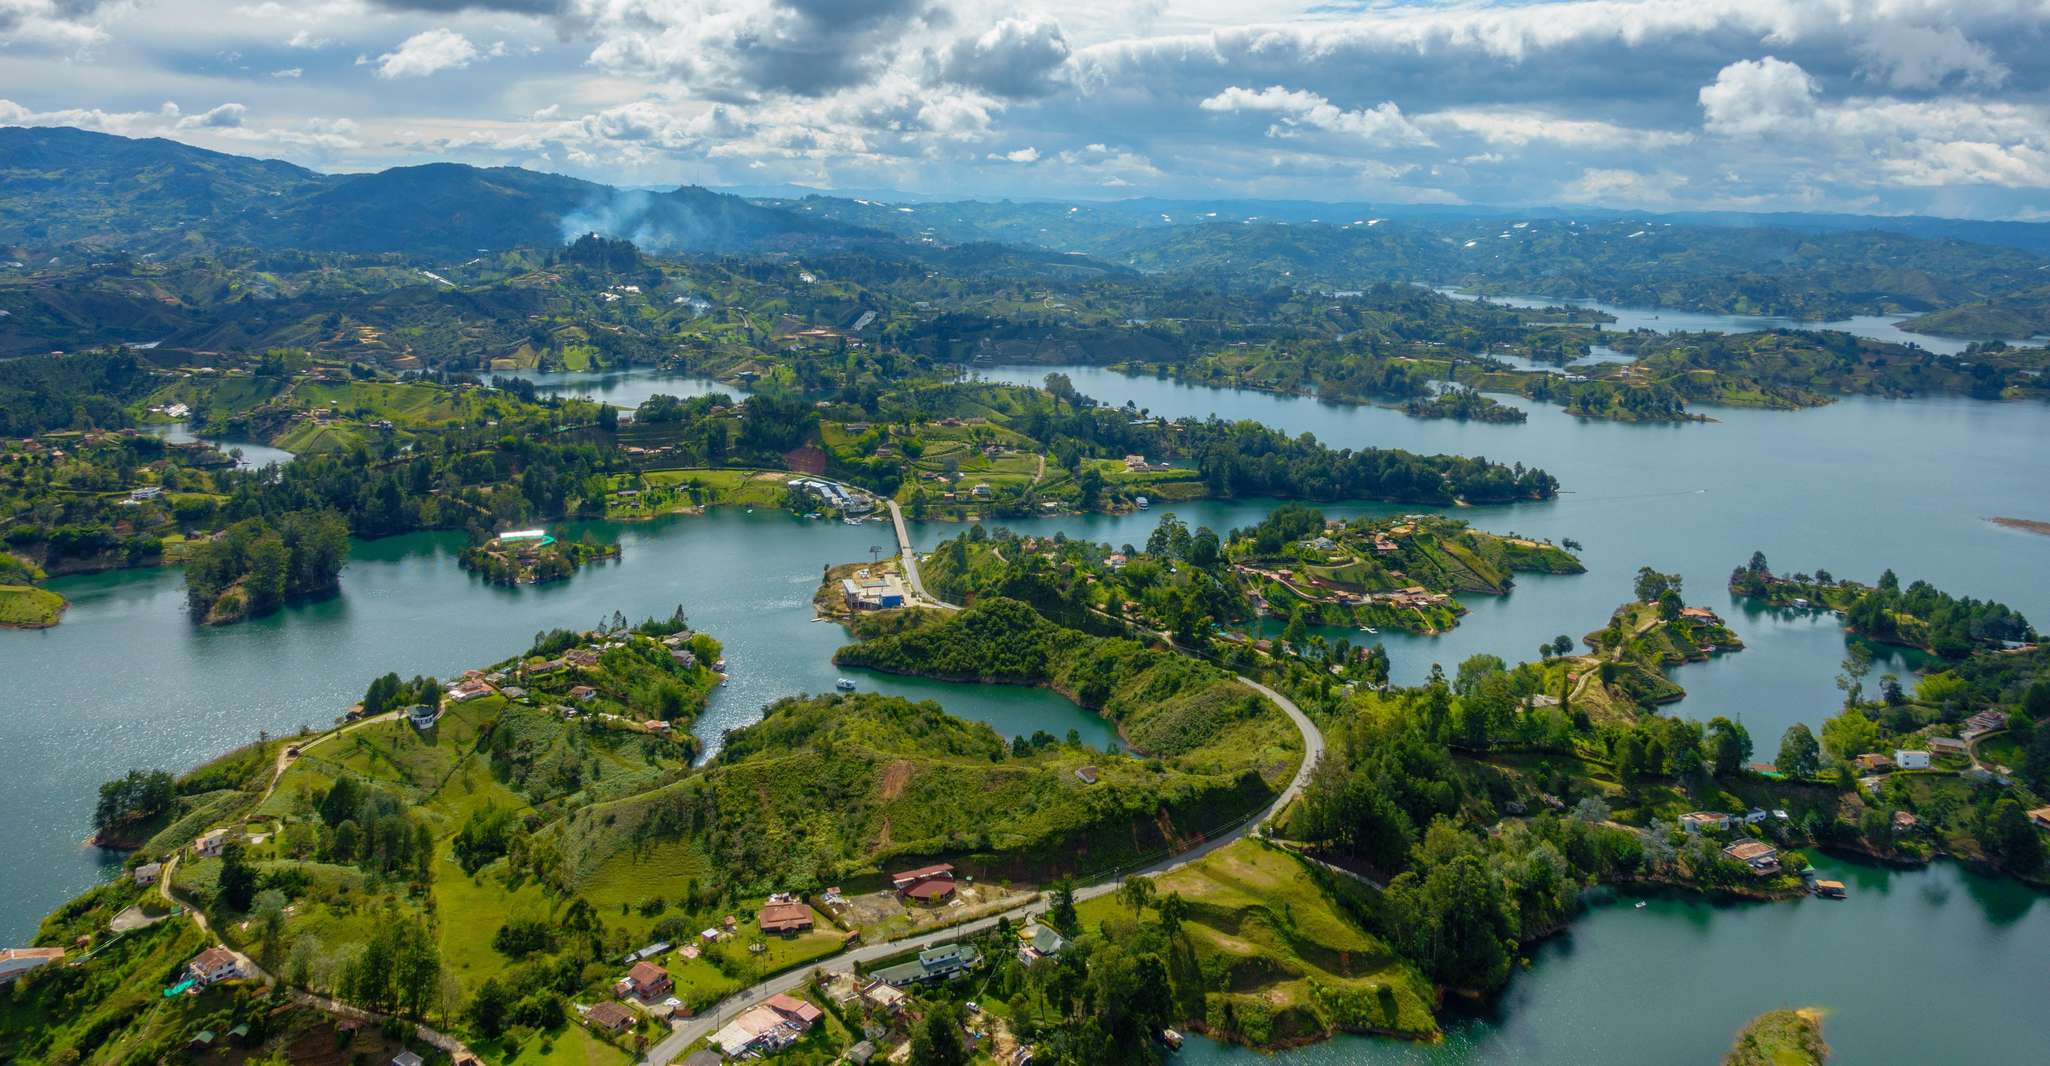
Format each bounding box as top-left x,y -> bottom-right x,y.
0,126 -> 872,258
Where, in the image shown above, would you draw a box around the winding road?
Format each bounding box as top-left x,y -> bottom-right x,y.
642,665 -> 1321,1064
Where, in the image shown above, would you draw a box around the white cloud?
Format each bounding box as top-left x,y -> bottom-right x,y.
375,28 -> 480,79
1854,25 -> 2006,91
1560,167 -> 1688,207
271,68 -> 302,79
1422,109 -> 1692,151
1199,86 -> 1432,146
286,29 -> 327,49
1699,57 -> 1817,138
989,146 -> 1039,163
177,102 -> 247,129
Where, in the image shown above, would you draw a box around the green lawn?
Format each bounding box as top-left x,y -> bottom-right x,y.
471,1024 -> 634,1066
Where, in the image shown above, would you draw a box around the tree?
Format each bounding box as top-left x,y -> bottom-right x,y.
910,1003 -> 970,1066
92,769 -> 175,837
218,840 -> 258,912
1777,724 -> 1821,778
1821,709 -> 1882,762
1048,877 -> 1079,934
1117,875 -> 1156,919
1989,798 -> 2045,874
1704,717 -> 1752,778
1633,566 -> 1681,603
1551,634 -> 1574,658
466,978 -> 513,1038
1155,891 -> 1188,939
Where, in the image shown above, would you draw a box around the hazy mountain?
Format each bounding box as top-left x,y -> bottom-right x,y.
0,127 -> 875,259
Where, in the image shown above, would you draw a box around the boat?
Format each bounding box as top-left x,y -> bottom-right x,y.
1634,900 -> 1647,909
835,678 -> 856,691
1814,879 -> 1847,899
1360,625 -> 1378,634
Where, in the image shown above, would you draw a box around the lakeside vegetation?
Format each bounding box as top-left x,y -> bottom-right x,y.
459,531 -> 621,586
1730,553 -> 2036,659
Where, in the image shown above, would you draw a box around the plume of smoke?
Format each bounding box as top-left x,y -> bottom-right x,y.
558,189 -> 718,254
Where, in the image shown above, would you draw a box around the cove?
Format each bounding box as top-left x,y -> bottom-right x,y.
1177,855 -> 2050,1064
0,509 -> 1111,944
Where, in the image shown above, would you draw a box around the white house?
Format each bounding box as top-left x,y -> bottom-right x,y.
1895,749 -> 1932,770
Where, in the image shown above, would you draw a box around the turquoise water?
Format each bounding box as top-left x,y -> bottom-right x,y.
504,367 -> 741,410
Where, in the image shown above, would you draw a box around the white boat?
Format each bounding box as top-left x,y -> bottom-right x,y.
1360,625 -> 1378,634
835,678 -> 856,691
1634,900 -> 1647,909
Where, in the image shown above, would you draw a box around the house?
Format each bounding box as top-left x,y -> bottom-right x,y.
848,1040 -> 879,1064
1018,923 -> 1065,962
1679,812 -> 1731,833
1814,880 -> 1847,899
192,828 -> 229,858
1678,606 -> 1722,625
764,992 -> 823,1029
1928,737 -> 1969,756
406,704 -> 440,730
904,877 -> 957,904
1893,810 -> 1920,832
759,901 -> 814,934
127,486 -> 164,502
872,944 -> 980,987
1743,809 -> 1770,825
565,648 -> 601,668
681,1052 -> 724,1066
1074,766 -> 1099,785
1722,840 -> 1781,875
859,978 -> 908,1013
625,941 -> 671,963
1895,749 -> 1932,770
1965,710 -> 2008,735
1303,536 -> 1338,552
187,947 -> 243,985
713,1002 -> 810,1057
392,1052 -> 425,1066
0,948 -> 64,986
585,1001 -> 635,1033
1854,753 -> 1895,772
616,960 -> 672,1000
670,648 -> 697,668
446,679 -> 492,702
891,863 -> 955,892
971,483 -> 992,499
2029,807 -> 2050,831
569,685 -> 597,701
131,861 -> 162,887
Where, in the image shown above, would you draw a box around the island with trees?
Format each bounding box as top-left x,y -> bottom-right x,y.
1731,553 -> 2036,658
459,529 -> 621,586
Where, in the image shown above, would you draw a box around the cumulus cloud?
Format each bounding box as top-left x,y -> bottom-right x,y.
937,15 -> 1071,98
271,67 -> 302,78
0,0 -> 111,48
1699,57 -> 1817,138
1853,25 -> 2007,91
988,146 -> 1038,162
1199,86 -> 1432,146
177,102 -> 247,128
375,28 -> 482,78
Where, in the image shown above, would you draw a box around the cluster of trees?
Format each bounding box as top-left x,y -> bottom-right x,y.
183,510 -> 349,622
91,768 -> 175,839
1402,386 -> 1529,424
310,775 -> 435,880
1843,570 -> 2033,659
0,351 -> 158,436
1602,714 -> 1753,781
358,672 -> 441,716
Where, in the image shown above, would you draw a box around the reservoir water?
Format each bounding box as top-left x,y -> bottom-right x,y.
4,367 -> 2048,1062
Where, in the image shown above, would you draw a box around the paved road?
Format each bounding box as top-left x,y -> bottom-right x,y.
643,672 -> 1320,1065
886,500 -> 956,611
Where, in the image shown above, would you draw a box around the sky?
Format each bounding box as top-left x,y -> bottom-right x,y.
3,0 -> 2050,218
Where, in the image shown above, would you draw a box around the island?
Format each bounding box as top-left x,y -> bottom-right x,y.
1723,1008 -> 1830,1066
1730,553 -> 2036,659
459,528 -> 622,585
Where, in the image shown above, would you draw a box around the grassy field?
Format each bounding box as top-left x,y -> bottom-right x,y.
1076,839 -> 1438,1046
0,583 -> 65,627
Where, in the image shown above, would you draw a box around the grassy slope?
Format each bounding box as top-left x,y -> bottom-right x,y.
1077,840 -> 1438,1047
1723,1008 -> 1830,1066
0,583 -> 66,627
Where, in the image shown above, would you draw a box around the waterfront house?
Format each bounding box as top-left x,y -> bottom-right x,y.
615,960 -> 672,1001
1678,606 -> 1722,625
759,901 -> 814,935
1679,812 -> 1732,833
1722,840 -> 1781,875
1854,753 -> 1895,772
584,1001 -> 635,1033
1814,880 -> 1847,899
187,947 -> 243,985
1895,749 -> 1932,770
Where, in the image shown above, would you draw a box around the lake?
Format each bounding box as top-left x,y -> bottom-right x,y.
1431,287 -> 2039,356
4,365 -> 2048,1062
504,367 -> 741,411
